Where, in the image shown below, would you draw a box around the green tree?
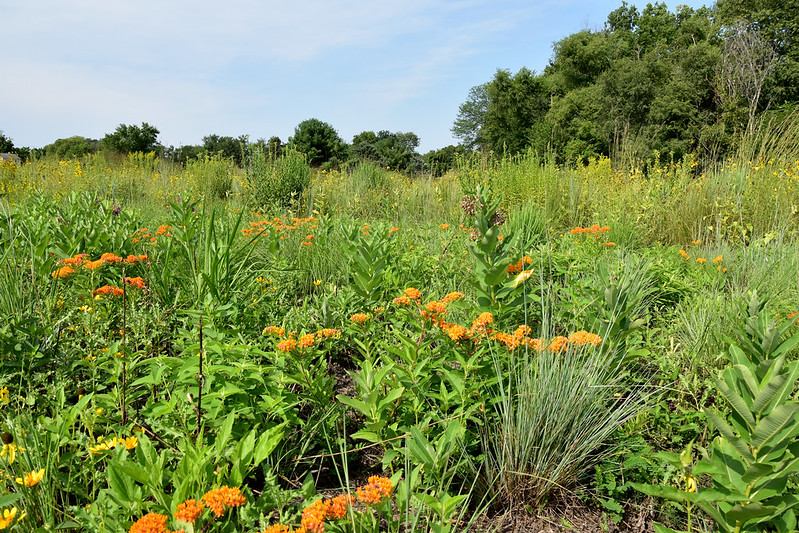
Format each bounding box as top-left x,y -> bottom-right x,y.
201,134 -> 247,166
351,130 -> 424,172
452,83 -> 488,151
45,136 -> 98,159
288,118 -> 347,167
101,122 -> 161,154
716,0 -> 799,105
482,68 -> 549,155
0,131 -> 14,153
424,145 -> 467,177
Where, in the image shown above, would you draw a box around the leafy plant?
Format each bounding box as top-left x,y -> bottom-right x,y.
633,293 -> 799,532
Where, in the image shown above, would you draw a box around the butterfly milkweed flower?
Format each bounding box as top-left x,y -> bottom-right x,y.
326,494 -> 353,520
100,253 -> 123,263
403,287 -> 421,300
15,468 -> 44,487
202,486 -> 246,518
356,476 -> 393,505
174,499 -> 204,523
350,313 -> 369,324
392,296 -> 411,306
52,266 -> 75,278
261,525 -> 291,533
262,326 -> 285,337
128,512 -> 169,533
277,339 -> 297,352
298,333 -> 316,348
301,498 -> 329,533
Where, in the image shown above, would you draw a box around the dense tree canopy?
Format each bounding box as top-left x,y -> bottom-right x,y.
288,119 -> 347,167
453,1 -> 799,163
102,123 -> 161,154
350,130 -> 424,172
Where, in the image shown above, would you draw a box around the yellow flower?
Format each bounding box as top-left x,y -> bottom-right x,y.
0,443 -> 24,465
15,469 -> 44,487
683,475 -> 697,493
510,269 -> 533,288
0,507 -> 17,530
0,388 -> 8,404
313,280 -> 321,286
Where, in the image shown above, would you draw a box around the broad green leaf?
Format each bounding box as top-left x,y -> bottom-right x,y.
752,375 -> 787,416
705,410 -> 755,462
714,377 -> 755,428
351,430 -> 382,443
741,463 -> 773,483
215,411 -> 236,455
752,404 -> 799,451
725,502 -> 778,523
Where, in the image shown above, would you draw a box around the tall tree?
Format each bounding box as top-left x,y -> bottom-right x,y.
289,119 -> 347,167
102,123 -> 161,154
452,84 -> 489,151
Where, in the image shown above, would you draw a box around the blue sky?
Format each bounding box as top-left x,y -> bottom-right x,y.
3,0 -> 709,153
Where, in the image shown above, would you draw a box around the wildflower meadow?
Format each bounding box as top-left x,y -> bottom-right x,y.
1,134 -> 799,533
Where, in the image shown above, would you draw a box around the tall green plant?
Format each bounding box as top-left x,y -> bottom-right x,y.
634,293 -> 799,532
248,146 -> 311,208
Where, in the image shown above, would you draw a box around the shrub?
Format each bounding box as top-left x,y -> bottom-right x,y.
248,146 -> 311,208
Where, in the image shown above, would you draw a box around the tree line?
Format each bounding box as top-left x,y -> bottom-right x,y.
453,0 -> 799,163
0,118 -> 462,177
4,0 -> 796,173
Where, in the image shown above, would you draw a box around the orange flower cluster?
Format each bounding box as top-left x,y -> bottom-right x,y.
201,486 -> 246,518
267,327 -> 341,353
356,476 -> 393,505
392,295 -> 411,306
129,513 -> 177,533
174,499 -> 204,523
52,265 -> 76,278
679,249 -> 690,260
350,313 -> 369,324
241,215 -> 318,238
507,256 -> 533,274
262,325 -> 285,337
132,226 -> 173,244
696,257 -> 707,264
52,252 -> 148,277
124,276 -> 146,289
570,224 -> 610,235
93,285 -> 124,297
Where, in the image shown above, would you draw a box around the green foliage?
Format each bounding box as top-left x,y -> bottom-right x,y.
350,130 -> 424,172
451,84 -> 488,151
44,136 -> 98,159
247,145 -> 311,208
201,134 -> 247,167
289,118 -> 348,167
0,130 -> 14,153
102,122 -> 161,154
633,292 -> 799,532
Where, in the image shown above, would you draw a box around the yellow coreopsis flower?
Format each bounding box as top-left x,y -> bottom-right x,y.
15,468 -> 44,487
0,507 -> 17,530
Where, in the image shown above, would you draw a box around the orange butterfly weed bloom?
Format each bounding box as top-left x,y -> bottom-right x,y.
326,494 -> 352,520
403,287 -> 421,300
277,339 -> 297,352
124,277 -> 146,289
201,486 -> 246,518
298,333 -> 316,348
83,259 -> 105,270
350,313 -> 369,324
441,292 -> 463,304
52,266 -> 75,278
316,328 -> 341,339
261,525 -> 291,533
472,312 -> 494,329
356,476 -> 393,505
262,326 -> 285,337
129,513 -> 169,533
93,285 -> 125,297
392,296 -> 411,306
100,253 -> 123,263
174,499 -> 204,523
301,499 -> 329,533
